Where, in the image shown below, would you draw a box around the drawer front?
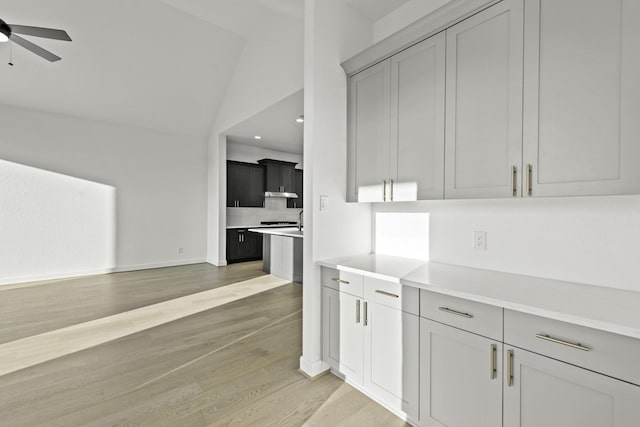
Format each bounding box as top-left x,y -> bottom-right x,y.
504,310 -> 640,386
363,276 -> 419,315
420,291 -> 503,341
321,268 -> 364,298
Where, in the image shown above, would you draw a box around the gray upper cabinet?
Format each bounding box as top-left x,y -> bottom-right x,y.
391,32 -> 446,201
348,59 -> 391,203
345,0 -> 640,200
522,0 -> 640,197
444,0 -> 524,199
347,32 -> 446,202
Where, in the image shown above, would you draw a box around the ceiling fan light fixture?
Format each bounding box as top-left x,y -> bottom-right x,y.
0,19 -> 11,43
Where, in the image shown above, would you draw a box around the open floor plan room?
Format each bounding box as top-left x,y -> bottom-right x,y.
0,263 -> 406,426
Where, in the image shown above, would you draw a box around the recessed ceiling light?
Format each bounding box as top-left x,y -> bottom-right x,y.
254,135 -> 262,140
296,115 -> 304,123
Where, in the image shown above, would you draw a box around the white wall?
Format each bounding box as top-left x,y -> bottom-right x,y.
300,0 -> 374,377
0,105 -> 208,283
373,0 -> 452,43
207,12 -> 304,265
0,160 -> 116,285
374,196 -> 640,292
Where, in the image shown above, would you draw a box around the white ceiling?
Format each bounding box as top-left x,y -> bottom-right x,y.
0,0 -> 410,141
226,89 -> 304,154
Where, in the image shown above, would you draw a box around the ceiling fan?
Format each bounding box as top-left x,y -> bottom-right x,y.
0,18 -> 71,62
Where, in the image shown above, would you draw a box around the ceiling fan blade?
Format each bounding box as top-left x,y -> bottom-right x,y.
10,34 -> 62,62
9,24 -> 72,41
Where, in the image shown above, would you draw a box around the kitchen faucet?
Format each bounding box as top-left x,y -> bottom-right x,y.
298,210 -> 303,232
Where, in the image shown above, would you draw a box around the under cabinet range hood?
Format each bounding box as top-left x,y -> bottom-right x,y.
264,191 -> 298,199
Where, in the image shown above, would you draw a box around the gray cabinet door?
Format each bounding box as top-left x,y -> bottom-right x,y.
503,347 -> 640,427
522,0 -> 640,196
364,301 -> 419,422
420,318 -> 503,427
322,287 -> 364,386
348,59 -> 391,202
390,32 -> 446,201
444,0 -> 524,199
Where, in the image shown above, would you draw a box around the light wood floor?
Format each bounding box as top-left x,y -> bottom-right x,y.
0,263 -> 408,426
0,261 -> 265,344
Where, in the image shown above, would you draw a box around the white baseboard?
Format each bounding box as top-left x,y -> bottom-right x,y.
113,258 -> 206,273
299,356 -> 331,379
0,268 -> 114,288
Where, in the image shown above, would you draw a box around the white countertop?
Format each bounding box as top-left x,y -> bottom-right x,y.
248,227 -> 303,239
318,254 -> 640,340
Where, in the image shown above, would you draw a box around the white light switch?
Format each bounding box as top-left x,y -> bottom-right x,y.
320,195 -> 329,212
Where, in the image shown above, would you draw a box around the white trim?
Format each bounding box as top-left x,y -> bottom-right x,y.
113,258 -> 206,273
0,269 -> 113,288
341,0 -> 500,76
299,356 -> 331,379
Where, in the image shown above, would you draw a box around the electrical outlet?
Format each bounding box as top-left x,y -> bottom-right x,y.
473,231 -> 487,251
320,195 -> 329,212
177,247 -> 184,254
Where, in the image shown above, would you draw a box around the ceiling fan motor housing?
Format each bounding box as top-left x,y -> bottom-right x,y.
0,19 -> 12,41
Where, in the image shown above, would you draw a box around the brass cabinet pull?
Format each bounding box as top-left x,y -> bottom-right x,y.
507,349 -> 514,387
356,299 -> 361,324
375,290 -> 399,298
535,334 -> 590,351
383,180 -> 387,201
511,165 -> 517,196
490,344 -> 497,380
438,307 -> 473,318
390,179 -> 394,202
363,302 -> 368,326
331,278 -> 350,285
526,164 -> 533,196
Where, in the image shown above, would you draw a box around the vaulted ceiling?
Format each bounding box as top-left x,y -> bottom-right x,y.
0,0 -> 410,140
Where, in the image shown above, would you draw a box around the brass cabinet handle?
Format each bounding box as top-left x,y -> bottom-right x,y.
356,299 -> 361,324
375,290 -> 399,298
526,164 -> 533,196
383,180 -> 387,201
438,307 -> 473,318
331,278 -> 350,285
511,165 -> 517,196
490,344 -> 497,380
390,179 -> 394,202
363,301 -> 368,326
507,349 -> 514,387
535,334 -> 590,351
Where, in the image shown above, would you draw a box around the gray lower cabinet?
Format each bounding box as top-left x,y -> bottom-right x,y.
503,347 -> 640,427
321,269 -> 419,422
419,318 -> 502,427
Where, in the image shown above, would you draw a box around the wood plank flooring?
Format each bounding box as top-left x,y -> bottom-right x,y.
0,261 -> 265,344
0,263 -> 408,426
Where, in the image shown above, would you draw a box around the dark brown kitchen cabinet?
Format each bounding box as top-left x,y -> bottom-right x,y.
227,161 -> 265,208
226,229 -> 263,263
258,159 -> 297,193
288,169 -> 303,209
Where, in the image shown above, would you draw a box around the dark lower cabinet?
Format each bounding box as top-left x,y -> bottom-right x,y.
226,229 -> 263,263
288,169 -> 304,209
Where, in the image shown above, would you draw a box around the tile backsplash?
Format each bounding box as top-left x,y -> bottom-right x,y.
226,197 -> 302,227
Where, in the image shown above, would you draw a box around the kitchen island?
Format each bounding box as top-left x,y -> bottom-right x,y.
248,227 -> 303,283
